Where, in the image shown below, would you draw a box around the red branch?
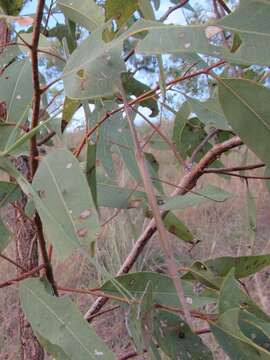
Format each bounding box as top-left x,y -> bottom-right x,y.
0,264 -> 45,289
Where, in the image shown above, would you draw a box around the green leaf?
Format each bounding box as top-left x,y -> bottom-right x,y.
0,44 -> 20,69
0,59 -> 32,124
161,185 -> 232,211
101,272 -> 217,309
136,9 -> 270,66
62,97 -> 81,123
36,334 -> 71,360
239,311 -> 270,351
246,185 -> 257,248
96,182 -> 146,209
105,0 -> 139,28
63,26 -> 125,100
57,0 -> 104,32
0,181 -> 20,207
19,33 -> 59,60
211,308 -> 270,360
186,96 -> 229,131
206,254 -> 270,280
219,269 -> 270,322
126,282 -> 154,353
163,212 -> 194,243
0,0 -> 23,15
218,0 -> 270,65
121,72 -> 158,117
96,101 -> 117,179
154,310 -> 213,360
0,217 -> 10,252
32,149 -> 99,259
178,117 -> 209,160
219,78 -> 270,167
3,117 -> 53,156
0,156 -> 97,259
172,102 -> 190,152
19,278 -> 115,360
145,152 -> 164,194
86,143 -> 97,210
182,261 -> 223,290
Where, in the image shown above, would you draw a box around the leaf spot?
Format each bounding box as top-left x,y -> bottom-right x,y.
94,350 -> 104,356
184,43 -> 191,48
66,163 -> 73,169
77,227 -> 88,237
79,209 -> 91,219
186,297 -> 193,304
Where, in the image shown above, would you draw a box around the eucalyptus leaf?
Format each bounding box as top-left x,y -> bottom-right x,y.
63,26 -> 125,100
161,185 -> 232,211
19,278 -> 115,360
211,308 -> 270,360
219,78 -> 270,168
219,269 -> 270,322
0,59 -> 32,124
57,0 -> 104,32
154,310 -> 213,360
101,272 -> 217,309
163,212 -> 194,243
32,149 -> 99,259
0,217 -> 10,252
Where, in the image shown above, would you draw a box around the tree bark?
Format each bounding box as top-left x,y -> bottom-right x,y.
0,18 -> 44,360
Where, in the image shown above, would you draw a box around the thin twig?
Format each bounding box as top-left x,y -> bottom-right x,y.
0,253 -> 27,272
120,84 -> 193,327
159,0 -> 189,22
216,0 -> 232,14
134,107 -> 185,166
203,163 -> 265,173
190,128 -> 219,164
206,172 -> 270,180
75,60 -> 226,157
0,264 -> 45,288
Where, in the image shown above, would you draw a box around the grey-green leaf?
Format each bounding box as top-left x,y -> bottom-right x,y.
0,59 -> 32,124
19,278 -> 115,360
219,78 -> 270,168
211,308 -> 270,360
101,272 -> 217,309
32,149 -> 99,259
219,269 -> 270,322
154,310 -> 213,360
0,217 -> 10,252
57,0 -> 104,32
161,185 -> 232,211
63,26 -> 125,100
